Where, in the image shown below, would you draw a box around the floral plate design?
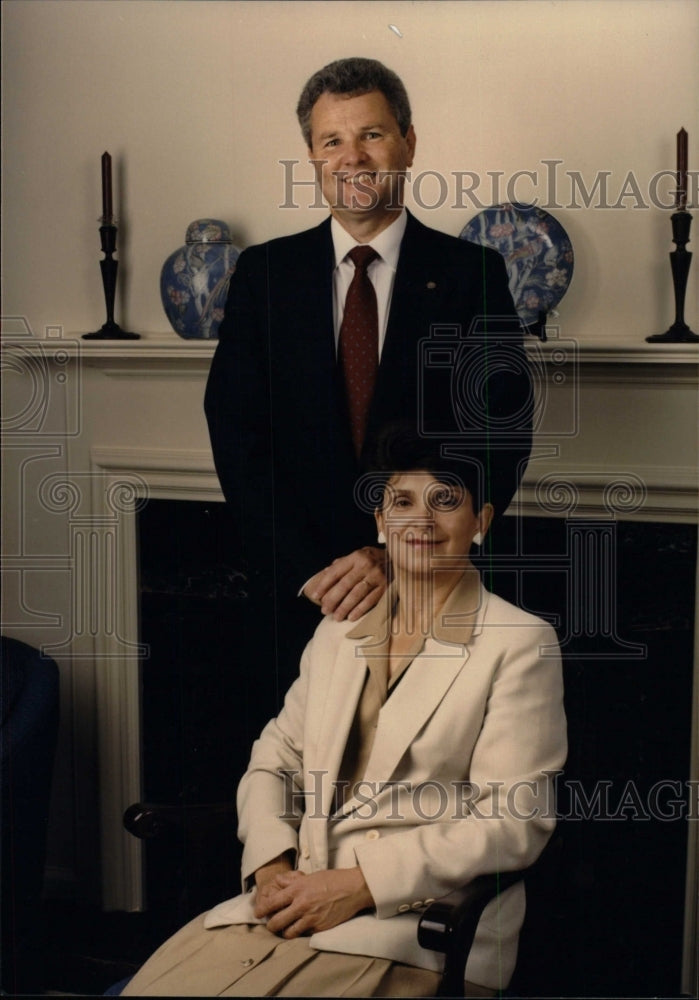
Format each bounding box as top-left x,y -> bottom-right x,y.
460,203 -> 574,338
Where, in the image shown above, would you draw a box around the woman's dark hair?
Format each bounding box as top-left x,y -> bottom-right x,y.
363,422 -> 490,514
296,57 -> 412,147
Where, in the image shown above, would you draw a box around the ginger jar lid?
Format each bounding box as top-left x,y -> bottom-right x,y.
185,219 -> 233,244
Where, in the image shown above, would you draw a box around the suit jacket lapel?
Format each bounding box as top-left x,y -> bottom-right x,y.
284,219 -> 358,472
288,218 -> 335,368
379,211 -> 456,371
303,218 -> 359,465
368,212 -> 458,442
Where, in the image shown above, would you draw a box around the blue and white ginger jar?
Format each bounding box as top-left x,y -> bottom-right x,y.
160,219 -> 241,339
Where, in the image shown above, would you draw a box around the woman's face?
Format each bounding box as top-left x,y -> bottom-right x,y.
375,471 -> 493,574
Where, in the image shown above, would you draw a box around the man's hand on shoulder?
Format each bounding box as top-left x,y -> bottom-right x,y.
303,547 -> 387,622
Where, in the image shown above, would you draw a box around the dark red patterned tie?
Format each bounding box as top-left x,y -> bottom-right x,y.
339,245 -> 379,459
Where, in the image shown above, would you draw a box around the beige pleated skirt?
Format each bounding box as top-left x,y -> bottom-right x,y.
120,915 -> 494,997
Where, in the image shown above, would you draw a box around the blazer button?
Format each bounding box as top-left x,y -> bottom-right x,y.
424,898 -> 435,906
365,829 -> 380,840
397,903 -> 411,913
241,958 -> 254,967
301,847 -> 310,859
411,900 -> 424,910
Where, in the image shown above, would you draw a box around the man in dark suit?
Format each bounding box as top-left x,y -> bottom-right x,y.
205,57 -> 532,705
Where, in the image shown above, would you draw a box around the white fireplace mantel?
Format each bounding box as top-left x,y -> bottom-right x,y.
15,329 -> 699,373
8,329 -> 699,523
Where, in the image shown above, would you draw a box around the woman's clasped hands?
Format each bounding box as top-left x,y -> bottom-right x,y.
254,857 -> 374,938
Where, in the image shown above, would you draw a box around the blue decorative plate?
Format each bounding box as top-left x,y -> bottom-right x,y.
460,203 -> 574,335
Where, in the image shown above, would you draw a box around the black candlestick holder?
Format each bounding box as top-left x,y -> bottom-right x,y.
83,222 -> 140,340
646,209 -> 698,343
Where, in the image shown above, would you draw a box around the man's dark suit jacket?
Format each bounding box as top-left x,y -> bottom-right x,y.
205,210 -> 532,607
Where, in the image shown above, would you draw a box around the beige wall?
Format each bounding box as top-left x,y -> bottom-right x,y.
2,0 -> 698,342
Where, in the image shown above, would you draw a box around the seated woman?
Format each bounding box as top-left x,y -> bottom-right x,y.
123,426 -> 567,998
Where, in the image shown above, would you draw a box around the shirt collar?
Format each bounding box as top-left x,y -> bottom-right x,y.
346,569 -> 485,648
331,208 -> 407,270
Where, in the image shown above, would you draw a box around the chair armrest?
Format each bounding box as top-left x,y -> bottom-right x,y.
418,833 -> 563,997
418,869 -> 525,997
123,801 -> 236,840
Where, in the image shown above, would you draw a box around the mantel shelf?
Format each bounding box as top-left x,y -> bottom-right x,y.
2,334 -> 216,378
17,333 -> 217,360
3,333 -> 698,384
531,340 -> 699,365
4,332 -> 697,361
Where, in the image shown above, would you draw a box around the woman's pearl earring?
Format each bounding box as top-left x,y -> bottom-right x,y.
377,530 -> 386,545
473,531 -> 483,546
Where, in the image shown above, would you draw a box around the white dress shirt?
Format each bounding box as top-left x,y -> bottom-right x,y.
331,209 -> 407,359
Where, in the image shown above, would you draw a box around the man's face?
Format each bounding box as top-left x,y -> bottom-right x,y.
308,89 -> 416,225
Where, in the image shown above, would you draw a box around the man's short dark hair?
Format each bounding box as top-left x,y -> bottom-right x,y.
296,57 -> 412,146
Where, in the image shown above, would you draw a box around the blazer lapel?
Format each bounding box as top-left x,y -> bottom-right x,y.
335,572 -> 486,816
361,642 -> 470,792
311,628 -> 370,818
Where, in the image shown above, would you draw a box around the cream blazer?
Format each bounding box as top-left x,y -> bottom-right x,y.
205,574 -> 567,989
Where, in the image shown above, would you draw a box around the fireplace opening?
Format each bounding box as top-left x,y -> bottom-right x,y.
136,499 -> 251,928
